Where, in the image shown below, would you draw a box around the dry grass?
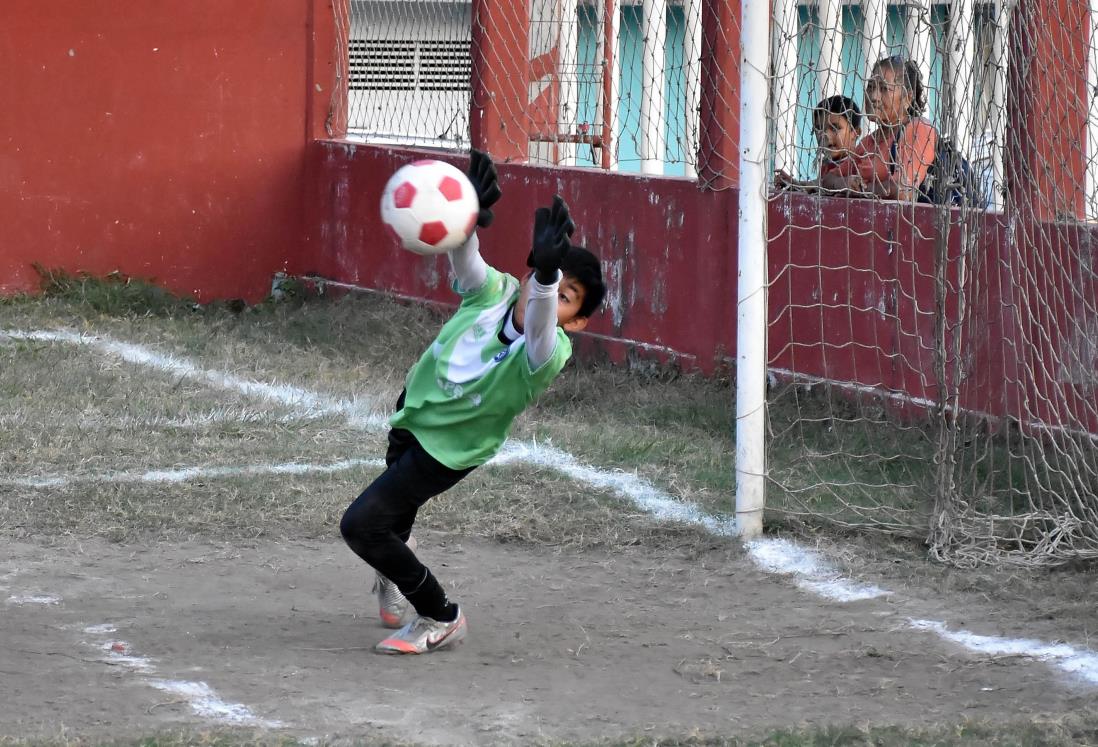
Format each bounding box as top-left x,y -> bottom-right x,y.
2,271 -> 931,543
2,275 -> 1095,639
4,713 -> 1098,747
529,365 -> 734,516
0,278 -> 732,553
423,463 -> 724,552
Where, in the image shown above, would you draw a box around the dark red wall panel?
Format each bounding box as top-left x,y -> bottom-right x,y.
299,141 -> 738,371
302,142 -> 1097,437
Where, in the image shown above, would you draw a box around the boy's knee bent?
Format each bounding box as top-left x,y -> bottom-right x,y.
338,504 -> 360,544
341,502 -> 376,542
339,497 -> 393,556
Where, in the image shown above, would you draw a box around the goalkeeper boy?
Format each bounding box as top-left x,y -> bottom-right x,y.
340,150 -> 606,655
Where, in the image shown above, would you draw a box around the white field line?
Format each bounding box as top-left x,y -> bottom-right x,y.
6,594 -> 61,605
491,440 -> 739,535
150,679 -> 280,726
744,541 -> 1097,685
83,623 -> 117,635
0,329 -> 387,430
0,410 -> 321,431
98,640 -> 156,672
7,327 -> 1098,688
4,458 -> 384,489
80,625 -> 283,728
908,619 -> 1098,684
745,537 -> 889,602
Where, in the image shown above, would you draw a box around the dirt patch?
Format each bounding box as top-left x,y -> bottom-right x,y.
830,532 -> 1098,646
2,532 -> 1093,745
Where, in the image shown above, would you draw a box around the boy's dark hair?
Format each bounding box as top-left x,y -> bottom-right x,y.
812,95 -> 862,132
561,246 -> 606,318
873,55 -> 927,117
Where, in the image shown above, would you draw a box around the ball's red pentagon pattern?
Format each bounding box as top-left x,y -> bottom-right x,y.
418,221 -> 449,246
380,159 -> 479,255
438,175 -> 463,202
393,182 -> 417,209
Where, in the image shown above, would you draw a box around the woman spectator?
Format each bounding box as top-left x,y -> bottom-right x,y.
834,57 -> 938,201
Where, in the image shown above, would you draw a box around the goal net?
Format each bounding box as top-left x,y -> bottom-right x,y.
765,0 -> 1098,567
337,0 -> 1098,567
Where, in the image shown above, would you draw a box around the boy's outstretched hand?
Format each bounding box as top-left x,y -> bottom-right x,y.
468,149 -> 501,228
528,195 -> 575,282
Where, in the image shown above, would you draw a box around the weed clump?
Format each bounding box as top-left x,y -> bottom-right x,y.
32,266 -> 204,317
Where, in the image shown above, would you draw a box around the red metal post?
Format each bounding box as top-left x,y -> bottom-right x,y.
1006,0 -> 1088,219
470,0 -> 530,162
697,0 -> 740,190
601,0 -> 616,169
307,0 -> 348,141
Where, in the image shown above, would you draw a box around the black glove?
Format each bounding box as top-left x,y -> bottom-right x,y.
467,148 -> 501,228
528,195 -> 575,280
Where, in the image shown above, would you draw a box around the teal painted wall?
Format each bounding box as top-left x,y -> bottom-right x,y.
572,4 -> 990,181
790,5 -> 955,178
577,5 -> 688,176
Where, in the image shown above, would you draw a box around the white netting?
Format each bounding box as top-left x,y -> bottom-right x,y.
334,1 -> 1098,567
347,1 -> 472,148
345,1 -> 714,176
766,0 -> 1098,567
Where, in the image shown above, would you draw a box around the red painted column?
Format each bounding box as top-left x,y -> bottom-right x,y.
1003,0 -> 1092,436
0,0 -> 311,301
470,0 -> 530,162
697,0 -> 740,190
307,0 -> 348,140
1007,0 -> 1088,220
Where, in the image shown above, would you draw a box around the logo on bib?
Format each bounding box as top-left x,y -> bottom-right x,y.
493,349 -> 510,363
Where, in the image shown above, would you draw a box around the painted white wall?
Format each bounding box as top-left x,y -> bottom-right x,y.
817,0 -> 843,100
640,0 -> 668,174
772,0 -> 799,176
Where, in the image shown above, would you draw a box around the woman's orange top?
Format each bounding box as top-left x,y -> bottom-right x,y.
829,117 -> 938,197
821,116 -> 939,198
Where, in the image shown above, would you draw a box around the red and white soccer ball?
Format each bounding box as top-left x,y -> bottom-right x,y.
380,160 -> 479,255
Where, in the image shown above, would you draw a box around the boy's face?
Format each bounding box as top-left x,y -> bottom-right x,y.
815,112 -> 858,159
513,272 -> 589,333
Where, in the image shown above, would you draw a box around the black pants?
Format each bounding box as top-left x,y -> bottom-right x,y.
339,413 -> 474,619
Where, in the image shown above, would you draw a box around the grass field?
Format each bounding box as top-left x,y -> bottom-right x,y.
1,275 -> 1096,746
